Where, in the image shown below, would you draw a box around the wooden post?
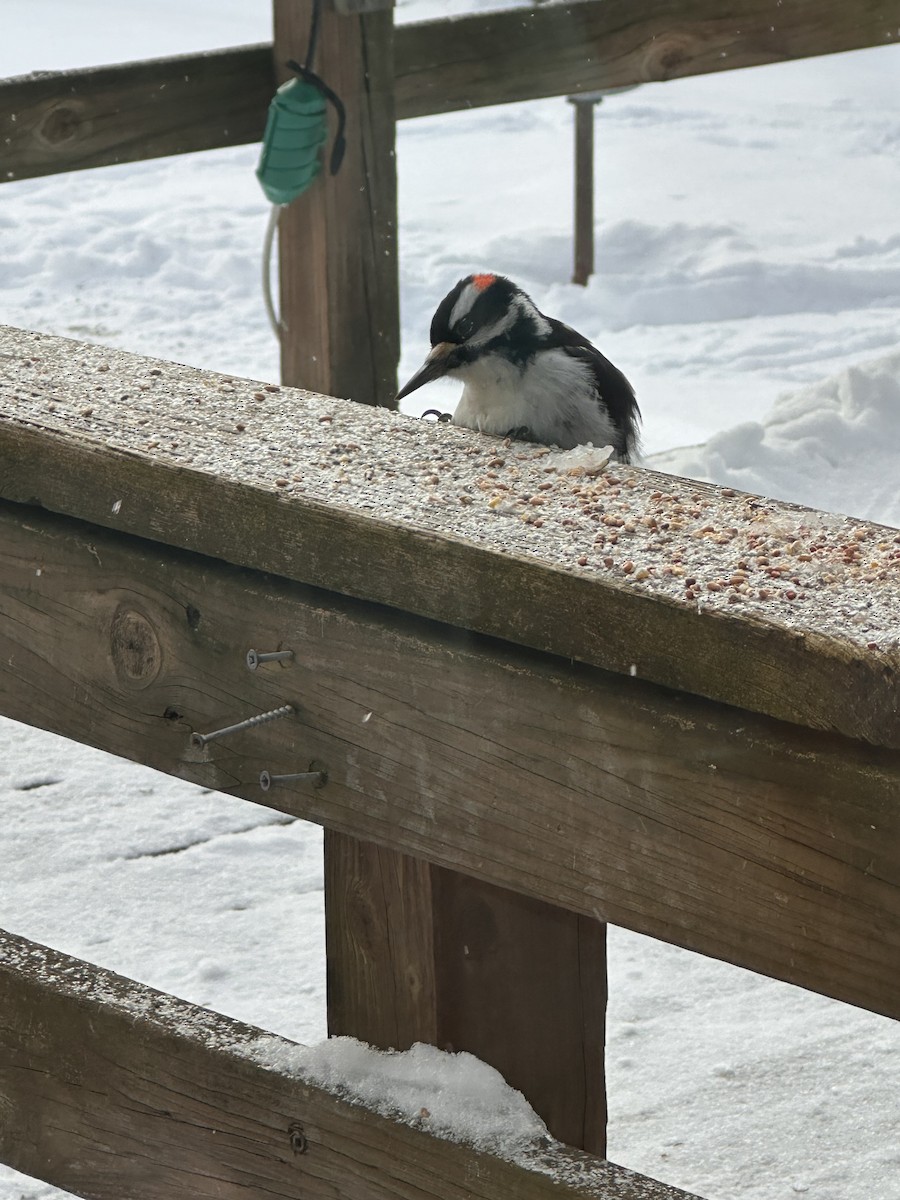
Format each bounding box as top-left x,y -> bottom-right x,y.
272,0 -> 399,406
272,0 -> 607,1151
325,835 -> 609,1154
430,868 -> 608,1153
568,93 -> 600,287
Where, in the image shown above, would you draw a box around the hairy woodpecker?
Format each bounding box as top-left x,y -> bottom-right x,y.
397,273 -> 640,461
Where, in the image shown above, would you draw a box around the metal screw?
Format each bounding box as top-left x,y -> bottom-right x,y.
191,704 -> 294,748
246,648 -> 294,671
288,1123 -> 308,1155
260,767 -> 327,790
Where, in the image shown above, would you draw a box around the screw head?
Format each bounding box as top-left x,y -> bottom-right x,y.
309,760 -> 328,788
288,1123 -> 308,1154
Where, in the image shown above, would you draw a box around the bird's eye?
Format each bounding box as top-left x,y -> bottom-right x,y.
455,315 -> 475,340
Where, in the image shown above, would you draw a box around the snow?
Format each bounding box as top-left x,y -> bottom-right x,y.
2,3 -> 900,1200
543,443 -> 616,476
247,1035 -> 548,1157
654,352 -> 900,528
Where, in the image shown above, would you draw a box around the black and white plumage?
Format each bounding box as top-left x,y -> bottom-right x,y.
397,273 -> 640,461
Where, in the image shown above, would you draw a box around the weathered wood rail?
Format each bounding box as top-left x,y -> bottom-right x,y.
3,0 -> 900,182
0,929 -> 682,1200
1,325 -> 898,1198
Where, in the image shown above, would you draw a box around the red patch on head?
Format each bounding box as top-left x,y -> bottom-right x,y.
472,272 -> 497,293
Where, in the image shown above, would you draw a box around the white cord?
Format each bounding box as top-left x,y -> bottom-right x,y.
262,202 -> 284,339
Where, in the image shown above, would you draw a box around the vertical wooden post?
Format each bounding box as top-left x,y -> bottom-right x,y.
325,837 -> 438,1051
274,0 -> 609,1154
273,0 -> 399,406
569,93 -> 600,287
325,833 -> 609,1154
431,869 -> 608,1153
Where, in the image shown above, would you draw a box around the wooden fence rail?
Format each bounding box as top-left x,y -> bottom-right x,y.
1,489 -> 899,1018
0,929 -> 693,1200
3,0 -> 900,182
1,324 -> 899,1198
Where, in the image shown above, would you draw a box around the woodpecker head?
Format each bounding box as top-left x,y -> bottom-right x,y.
397,273 -> 544,401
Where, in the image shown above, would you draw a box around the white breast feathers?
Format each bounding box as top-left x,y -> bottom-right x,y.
451,348 -> 619,451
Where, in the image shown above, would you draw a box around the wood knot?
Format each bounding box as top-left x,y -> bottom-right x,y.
643,31 -> 698,78
37,102 -> 88,147
110,607 -> 162,688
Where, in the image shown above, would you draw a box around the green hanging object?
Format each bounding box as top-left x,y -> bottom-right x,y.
256,76 -> 330,206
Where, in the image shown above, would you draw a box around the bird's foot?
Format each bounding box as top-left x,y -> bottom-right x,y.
503,425 -> 535,442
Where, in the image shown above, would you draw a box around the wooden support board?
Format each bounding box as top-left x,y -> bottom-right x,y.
393,0 -> 900,118
0,928 -> 698,1200
1,327 -> 897,1138
0,499 -> 897,1020
268,4 -> 500,1156
3,0 -> 900,181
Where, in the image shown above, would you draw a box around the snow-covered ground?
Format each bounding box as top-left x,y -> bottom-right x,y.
1,4 -> 899,1199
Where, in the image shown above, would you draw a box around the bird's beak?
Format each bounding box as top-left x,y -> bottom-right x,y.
396,341 -> 455,401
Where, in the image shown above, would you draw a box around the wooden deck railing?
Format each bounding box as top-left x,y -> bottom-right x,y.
4,0 -> 900,182
0,325 -> 898,1198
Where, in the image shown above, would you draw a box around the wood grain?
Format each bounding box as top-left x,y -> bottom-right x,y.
393,0 -> 900,118
431,867 -> 608,1154
0,328 -> 897,751
273,0 -> 399,406
325,834 -> 440,1050
325,835 -> 608,1152
4,1 -> 900,181
0,928 -> 699,1200
0,44 -> 274,181
1,501 -> 898,1019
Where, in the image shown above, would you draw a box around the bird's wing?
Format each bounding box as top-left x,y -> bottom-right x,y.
549,318 -> 641,461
